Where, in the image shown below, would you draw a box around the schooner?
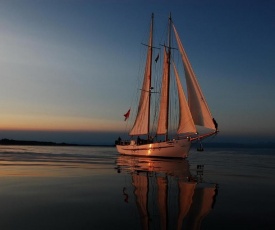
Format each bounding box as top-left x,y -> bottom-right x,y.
116,13 -> 218,158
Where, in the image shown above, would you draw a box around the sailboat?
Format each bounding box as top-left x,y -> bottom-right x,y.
116,13 -> 218,158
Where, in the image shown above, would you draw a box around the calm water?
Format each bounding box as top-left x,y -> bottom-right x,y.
0,145 -> 274,230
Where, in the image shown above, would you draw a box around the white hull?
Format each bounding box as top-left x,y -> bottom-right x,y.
116,138 -> 191,158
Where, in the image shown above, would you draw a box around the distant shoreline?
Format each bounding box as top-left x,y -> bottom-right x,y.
0,138 -> 114,147
0,138 -> 274,149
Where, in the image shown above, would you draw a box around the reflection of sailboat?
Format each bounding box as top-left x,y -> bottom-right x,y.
116,13 -> 218,158
116,156 -> 218,230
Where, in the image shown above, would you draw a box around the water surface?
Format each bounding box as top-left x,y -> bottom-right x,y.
0,146 -> 274,229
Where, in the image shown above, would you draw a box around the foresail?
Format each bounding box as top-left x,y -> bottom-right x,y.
173,24 -> 215,130
156,49 -> 169,135
130,17 -> 153,136
173,62 -> 196,134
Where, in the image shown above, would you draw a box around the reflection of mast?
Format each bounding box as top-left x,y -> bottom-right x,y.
157,176 -> 168,230
132,172 -> 150,230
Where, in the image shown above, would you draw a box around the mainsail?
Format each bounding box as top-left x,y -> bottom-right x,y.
156,49 -> 169,135
173,25 -> 215,130
130,16 -> 153,136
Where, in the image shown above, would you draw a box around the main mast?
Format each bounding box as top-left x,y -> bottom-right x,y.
147,13 -> 154,140
165,13 -> 172,141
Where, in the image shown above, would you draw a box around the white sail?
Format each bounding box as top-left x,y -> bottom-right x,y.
173,62 -> 197,134
130,18 -> 153,136
156,49 -> 169,135
173,25 -> 215,130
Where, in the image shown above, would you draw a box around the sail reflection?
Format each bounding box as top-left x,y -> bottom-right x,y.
116,156 -> 218,230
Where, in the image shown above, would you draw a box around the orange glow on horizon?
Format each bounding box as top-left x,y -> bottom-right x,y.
0,114 -> 124,132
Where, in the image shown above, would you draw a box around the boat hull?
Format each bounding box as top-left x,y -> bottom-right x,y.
116,138 -> 191,158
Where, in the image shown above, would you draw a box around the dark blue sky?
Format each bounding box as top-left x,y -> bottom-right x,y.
0,0 -> 274,144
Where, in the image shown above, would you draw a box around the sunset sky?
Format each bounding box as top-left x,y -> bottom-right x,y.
0,0 -> 274,144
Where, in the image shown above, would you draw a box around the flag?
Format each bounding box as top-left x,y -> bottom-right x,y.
124,109 -> 130,121
155,53 -> 159,63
